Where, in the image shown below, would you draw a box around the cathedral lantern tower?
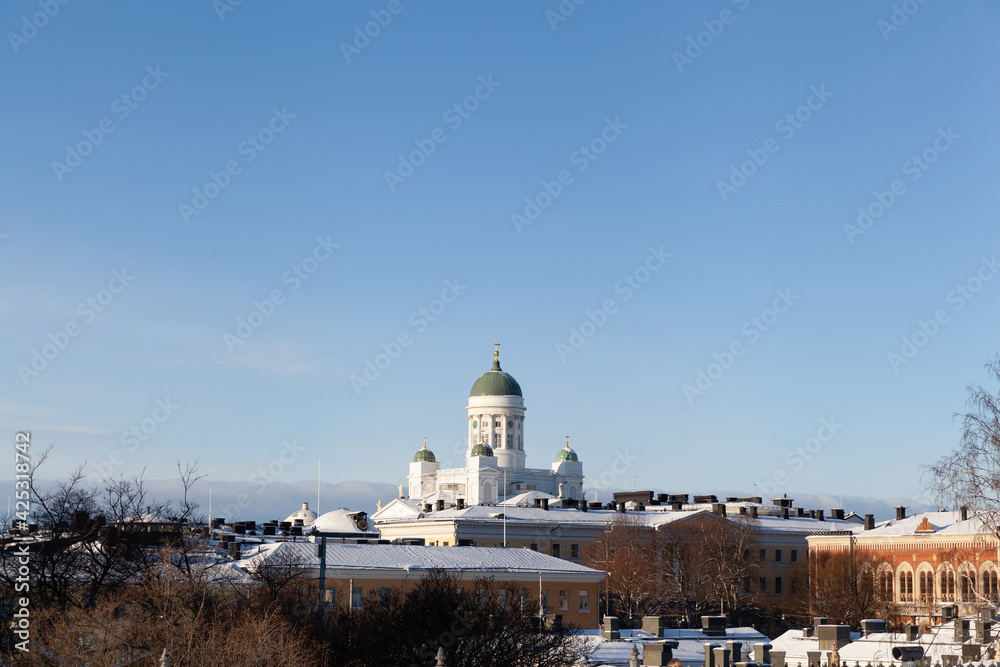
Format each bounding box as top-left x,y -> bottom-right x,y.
467,342 -> 526,470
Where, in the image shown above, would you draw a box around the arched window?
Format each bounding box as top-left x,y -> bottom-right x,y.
940,570 -> 955,601
899,570 -> 914,602
878,570 -> 893,600
985,569 -> 999,602
960,570 -> 975,602
482,481 -> 492,500
919,571 -> 934,602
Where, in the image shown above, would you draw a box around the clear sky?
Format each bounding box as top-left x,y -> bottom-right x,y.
2,1 -> 998,517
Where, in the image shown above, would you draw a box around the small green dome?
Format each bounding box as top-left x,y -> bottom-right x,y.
413,440 -> 436,463
556,442 -> 578,462
470,351 -> 522,398
471,442 -> 494,457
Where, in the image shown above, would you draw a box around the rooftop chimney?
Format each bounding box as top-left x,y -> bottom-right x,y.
712,503 -> 727,516
749,506 -> 758,518
456,498 -> 465,510
861,619 -> 886,637
864,514 -> 875,530
541,498 -> 549,511
904,624 -> 919,642
816,509 -> 824,521
796,507 -> 805,517
781,507 -> 789,520
961,506 -> 969,521
896,506 -> 906,520
435,499 -> 444,512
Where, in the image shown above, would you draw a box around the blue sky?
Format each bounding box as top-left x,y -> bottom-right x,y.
2,1 -> 998,519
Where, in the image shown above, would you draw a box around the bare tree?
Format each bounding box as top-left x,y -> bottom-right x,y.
659,512 -> 761,624
808,550 -> 895,628
924,355 -> 1000,535
582,513 -> 668,624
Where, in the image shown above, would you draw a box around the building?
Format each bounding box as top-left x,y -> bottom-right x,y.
240,541 -> 606,628
807,507 -> 1000,627
376,491 -> 861,626
403,344 -> 585,507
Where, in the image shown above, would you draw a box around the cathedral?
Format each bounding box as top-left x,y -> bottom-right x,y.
406,344 -> 585,506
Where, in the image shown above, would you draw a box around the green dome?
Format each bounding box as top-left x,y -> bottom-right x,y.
413,441 -> 436,463
470,442 -> 494,457
556,443 -> 578,462
470,358 -> 522,398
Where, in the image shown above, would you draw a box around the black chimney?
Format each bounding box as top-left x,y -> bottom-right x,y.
456,498 -> 465,510
896,506 -> 906,521
961,506 -> 968,521
541,498 -> 549,511
864,514 -> 875,530
816,509 -> 824,521
435,499 -> 444,512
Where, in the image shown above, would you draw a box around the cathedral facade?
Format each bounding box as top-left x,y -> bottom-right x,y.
407,346 -> 584,506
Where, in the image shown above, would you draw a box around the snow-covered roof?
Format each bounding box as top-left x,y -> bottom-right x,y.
242,541 -> 606,580
771,620 -> 1000,666
120,512 -> 170,524
499,490 -> 556,507
312,509 -> 377,536
375,503 -> 861,536
282,502 -> 318,526
581,626 -> 769,666
853,510 -> 990,538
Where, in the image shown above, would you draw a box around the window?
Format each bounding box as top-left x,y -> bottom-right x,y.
760,577 -> 767,593
559,589 -> 569,610
379,587 -> 392,609
351,586 -> 362,610
775,577 -> 783,595
879,571 -> 893,600
506,434 -> 512,447
498,589 -> 507,609
529,542 -> 538,551
961,573 -> 974,602
790,549 -> 798,563
551,543 -> 561,558
760,549 -> 767,562
495,421 -> 500,427
900,571 -> 914,602
985,570 -> 999,602
941,571 -> 955,601
579,590 -> 590,612
541,589 -> 549,612
571,544 -> 580,559
326,586 -> 336,606
775,549 -> 782,563
919,571 -> 933,602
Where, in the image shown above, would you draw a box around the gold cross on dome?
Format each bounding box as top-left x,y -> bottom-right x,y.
565,434 -> 570,446
493,339 -> 500,359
